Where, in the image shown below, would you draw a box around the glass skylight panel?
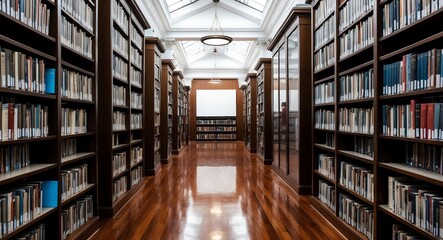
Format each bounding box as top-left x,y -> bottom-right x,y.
166,0 -> 199,13
225,41 -> 251,61
181,41 -> 206,62
234,0 -> 267,12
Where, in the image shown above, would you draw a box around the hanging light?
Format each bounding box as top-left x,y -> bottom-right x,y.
209,48 -> 222,84
200,0 -> 233,46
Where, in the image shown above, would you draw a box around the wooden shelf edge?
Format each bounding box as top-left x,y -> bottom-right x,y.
0,163 -> 57,185
66,216 -> 100,240
378,162 -> 443,186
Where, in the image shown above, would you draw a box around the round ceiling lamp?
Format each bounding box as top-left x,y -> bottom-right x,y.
200,0 -> 233,46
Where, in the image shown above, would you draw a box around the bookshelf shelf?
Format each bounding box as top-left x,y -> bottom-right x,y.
314,143 -> 335,152
61,132 -> 95,139
314,169 -> 335,184
112,143 -> 129,150
61,152 -> 96,165
379,162 -> 443,186
338,61 -> 373,76
61,98 -> 95,105
61,61 -> 95,76
61,183 -> 96,206
337,131 -> 373,137
0,35 -> 57,61
66,216 -> 100,240
61,45 -> 95,63
112,169 -> 129,180
314,103 -> 336,108
337,150 -> 373,163
314,75 -> 335,85
61,10 -> 95,36
378,135 -> 443,146
314,11 -> 335,31
339,44 -> 373,62
0,136 -> 57,145
314,63 -> 335,74
379,88 -> 443,100
378,205 -> 437,240
113,75 -> 128,84
0,88 -> 57,99
338,184 -> 373,205
0,12 -> 56,42
338,9 -> 373,36
314,38 -> 334,53
131,139 -> 143,145
338,98 -> 374,105
0,163 -> 57,185
314,128 -> 336,133
113,48 -> 129,61
196,116 -> 237,141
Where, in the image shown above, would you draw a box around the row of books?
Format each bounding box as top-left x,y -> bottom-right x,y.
113,28 -> 128,59
112,0 -> 129,34
61,0 -> 94,32
61,195 -> 93,240
130,67 -> 142,88
382,0 -> 443,37
130,166 -> 142,187
112,54 -> 128,80
61,138 -> 76,158
196,126 -> 236,132
61,68 -> 93,101
382,49 -> 443,95
314,109 -> 335,130
15,223 -> 45,240
406,143 -> 443,174
130,47 -> 142,68
314,80 -> 335,104
353,136 -> 373,157
0,47 -> 54,94
338,107 -> 374,134
388,176 -> 443,238
130,24 -> 143,50
318,154 -> 335,180
61,108 -> 87,136
112,85 -> 126,107
130,113 -> 142,129
381,101 -> 443,140
318,180 -> 336,211
1,102 -> 49,141
61,164 -> 88,202
131,92 -> 142,109
60,15 -> 93,59
339,161 -> 374,201
130,147 -> 142,166
314,42 -> 335,71
0,0 -> 51,35
0,181 -> 57,237
112,111 -> 126,131
196,133 -> 236,140
0,143 -> 29,174
338,0 -> 374,31
196,119 -> 236,124
338,193 -> 374,240
314,15 -> 335,51
339,16 -> 374,59
112,175 -> 127,202
392,223 -> 426,240
324,132 -> 335,147
314,0 -> 335,28
112,152 -> 126,177
339,69 -> 374,101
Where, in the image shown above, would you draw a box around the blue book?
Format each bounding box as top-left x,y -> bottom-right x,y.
434,103 -> 440,140
41,181 -> 58,208
44,68 -> 56,94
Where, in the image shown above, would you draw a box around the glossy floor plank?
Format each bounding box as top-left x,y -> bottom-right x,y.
90,142 -> 346,240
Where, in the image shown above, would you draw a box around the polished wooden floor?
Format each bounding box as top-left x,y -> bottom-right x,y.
90,142 -> 346,240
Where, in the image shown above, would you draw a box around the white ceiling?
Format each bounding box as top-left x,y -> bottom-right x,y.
136,0 -> 306,84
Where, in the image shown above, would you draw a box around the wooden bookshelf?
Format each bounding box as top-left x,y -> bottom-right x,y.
268,7 -> 312,194
255,58 -> 273,165
144,37 -> 165,175
183,86 -> 190,146
241,84 -> 247,143
0,0 -> 100,238
172,70 -> 187,154
97,0 -> 148,217
160,59 -> 175,164
308,0 -> 443,238
196,116 -> 237,141
244,73 -> 257,153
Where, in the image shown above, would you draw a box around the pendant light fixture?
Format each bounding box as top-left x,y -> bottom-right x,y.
209,48 -> 222,84
200,0 -> 233,46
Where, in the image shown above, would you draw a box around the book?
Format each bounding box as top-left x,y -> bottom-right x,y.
41,181 -> 58,208
44,68 -> 55,94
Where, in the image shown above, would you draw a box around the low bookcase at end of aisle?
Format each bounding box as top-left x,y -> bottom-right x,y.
196,116 -> 237,141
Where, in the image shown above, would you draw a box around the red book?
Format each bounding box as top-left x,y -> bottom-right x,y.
420,103 -> 428,139
8,102 -> 14,140
427,103 -> 435,139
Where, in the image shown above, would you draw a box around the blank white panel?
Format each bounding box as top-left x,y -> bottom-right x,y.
196,90 -> 236,116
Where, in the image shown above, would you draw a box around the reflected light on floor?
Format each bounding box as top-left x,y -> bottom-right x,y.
210,205 -> 222,216
210,231 -> 224,240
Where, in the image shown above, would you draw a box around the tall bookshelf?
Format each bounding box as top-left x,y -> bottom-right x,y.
0,0 -> 100,239
309,0 -> 443,238
268,7 -> 312,194
97,0 -> 148,217
255,58 -> 273,164
160,59 -> 175,164
183,86 -> 190,147
244,73 -> 257,153
242,84 -> 247,143
144,37 -> 164,175
172,70 -> 186,154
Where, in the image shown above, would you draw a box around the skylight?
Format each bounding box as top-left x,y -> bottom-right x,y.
234,0 -> 267,12
181,41 -> 206,63
166,0 -> 199,13
225,41 -> 251,62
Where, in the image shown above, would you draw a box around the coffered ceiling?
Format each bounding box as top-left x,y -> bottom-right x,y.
136,0 -> 305,83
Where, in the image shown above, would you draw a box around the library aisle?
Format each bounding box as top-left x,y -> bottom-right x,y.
90,142 -> 345,239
